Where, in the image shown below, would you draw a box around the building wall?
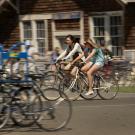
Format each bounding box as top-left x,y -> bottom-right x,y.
0,10 -> 19,47
55,19 -> 80,30
0,0 -> 122,49
125,3 -> 135,49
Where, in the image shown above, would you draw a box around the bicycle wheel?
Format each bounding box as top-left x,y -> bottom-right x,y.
60,77 -> 82,101
80,76 -> 98,100
40,73 -> 62,101
36,88 -> 72,131
97,75 -> 119,100
11,87 -> 42,127
40,73 -> 61,89
0,91 -> 10,129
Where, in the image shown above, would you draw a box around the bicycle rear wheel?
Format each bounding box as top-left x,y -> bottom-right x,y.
97,75 -> 119,100
36,88 -> 72,131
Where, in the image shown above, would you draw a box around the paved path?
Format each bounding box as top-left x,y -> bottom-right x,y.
1,93 -> 135,135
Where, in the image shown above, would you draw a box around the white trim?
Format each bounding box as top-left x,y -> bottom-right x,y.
19,21 -> 24,42
80,12 -> 84,44
105,15 -> 112,50
31,20 -> 37,49
19,14 -> 52,21
44,20 -> 49,50
90,11 -> 123,16
54,31 -> 81,36
19,14 -> 49,57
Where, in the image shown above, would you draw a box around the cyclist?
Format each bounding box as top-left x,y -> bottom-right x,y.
24,40 -> 40,72
81,38 -> 105,95
56,35 -> 85,66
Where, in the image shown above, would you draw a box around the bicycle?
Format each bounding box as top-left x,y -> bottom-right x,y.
0,42 -> 72,131
59,62 -> 119,100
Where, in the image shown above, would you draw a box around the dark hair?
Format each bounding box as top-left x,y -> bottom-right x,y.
65,35 -> 76,43
75,38 -> 80,43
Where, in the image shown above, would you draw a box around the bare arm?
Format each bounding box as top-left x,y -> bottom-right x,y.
64,43 -> 80,60
85,49 -> 96,62
56,50 -> 67,61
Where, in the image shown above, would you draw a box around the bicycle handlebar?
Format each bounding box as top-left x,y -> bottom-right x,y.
8,42 -> 24,52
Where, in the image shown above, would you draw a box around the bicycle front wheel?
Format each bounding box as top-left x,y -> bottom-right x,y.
97,76 -> 119,100
80,76 -> 98,100
60,77 -> 82,101
11,87 -> 42,127
36,88 -> 72,131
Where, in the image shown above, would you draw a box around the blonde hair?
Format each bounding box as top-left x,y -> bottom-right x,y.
85,38 -> 99,48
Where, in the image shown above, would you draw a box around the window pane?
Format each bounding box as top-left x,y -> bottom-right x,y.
37,21 -> 45,29
112,46 -> 122,56
36,21 -> 45,38
93,17 -> 104,26
94,37 -> 105,46
37,30 -> 45,38
111,37 -> 121,46
37,39 -> 45,56
23,21 -> 32,39
111,26 -> 122,36
94,27 -> 105,36
93,17 -> 105,46
110,16 -> 122,56
110,16 -> 122,25
23,21 -> 32,29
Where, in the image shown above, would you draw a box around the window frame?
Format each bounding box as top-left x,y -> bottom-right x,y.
89,11 -> 124,56
19,14 -> 50,57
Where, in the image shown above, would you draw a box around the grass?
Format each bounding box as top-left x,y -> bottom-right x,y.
119,86 -> 135,93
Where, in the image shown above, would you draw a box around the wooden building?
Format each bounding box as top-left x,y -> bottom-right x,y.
0,0 -> 135,61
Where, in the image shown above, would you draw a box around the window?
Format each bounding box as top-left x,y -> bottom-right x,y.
36,21 -> 46,56
21,20 -> 48,57
90,12 -> 123,56
93,17 -> 105,45
23,21 -> 32,40
110,16 -> 122,56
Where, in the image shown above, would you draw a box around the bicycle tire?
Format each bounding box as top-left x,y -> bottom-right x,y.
60,77 -> 82,101
80,75 -> 98,100
40,73 -> 61,89
36,88 -> 72,131
97,75 -> 119,100
11,87 -> 42,127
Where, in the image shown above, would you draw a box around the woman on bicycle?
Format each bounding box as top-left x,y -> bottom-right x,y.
81,38 -> 105,95
56,35 -> 85,64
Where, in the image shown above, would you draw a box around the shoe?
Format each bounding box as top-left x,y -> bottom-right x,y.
85,89 -> 94,96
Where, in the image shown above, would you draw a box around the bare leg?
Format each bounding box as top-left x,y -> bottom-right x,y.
86,64 -> 101,95
81,62 -> 93,73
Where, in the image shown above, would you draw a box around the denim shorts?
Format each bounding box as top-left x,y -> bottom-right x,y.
94,62 -> 104,68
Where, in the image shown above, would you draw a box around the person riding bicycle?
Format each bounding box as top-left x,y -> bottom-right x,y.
24,40 -> 40,72
56,35 -> 85,67
81,38 -> 105,95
